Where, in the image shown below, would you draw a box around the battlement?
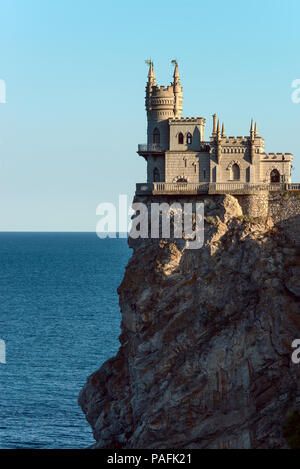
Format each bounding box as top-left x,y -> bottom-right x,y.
151,85 -> 174,97
220,136 -> 263,142
264,153 -> 293,160
223,137 -> 248,143
169,117 -> 205,124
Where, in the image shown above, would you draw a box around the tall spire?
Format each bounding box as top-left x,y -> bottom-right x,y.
217,119 -> 221,139
145,60 -> 156,115
216,119 -> 222,163
172,60 -> 180,80
171,60 -> 183,119
221,122 -> 226,138
212,114 -> 217,136
146,60 -> 155,84
250,119 -> 254,140
254,122 -> 258,137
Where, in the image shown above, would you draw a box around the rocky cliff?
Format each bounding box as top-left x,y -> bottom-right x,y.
79,194 -> 300,449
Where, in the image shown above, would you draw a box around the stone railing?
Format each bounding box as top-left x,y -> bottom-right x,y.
138,144 -> 164,152
209,182 -> 284,194
136,182 -> 300,196
138,143 -> 212,153
154,182 -> 209,194
285,183 -> 300,191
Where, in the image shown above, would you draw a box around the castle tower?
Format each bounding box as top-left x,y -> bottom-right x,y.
212,114 -> 217,137
172,60 -> 183,119
216,119 -> 222,164
250,118 -> 257,165
145,61 -> 183,150
145,60 -> 156,111
221,122 -> 226,138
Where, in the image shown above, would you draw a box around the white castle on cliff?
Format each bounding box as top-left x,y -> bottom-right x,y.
137,61 -> 294,195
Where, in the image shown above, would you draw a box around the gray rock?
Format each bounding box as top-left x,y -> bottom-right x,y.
79,195 -> 300,449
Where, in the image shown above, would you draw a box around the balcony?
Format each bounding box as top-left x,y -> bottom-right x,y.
136,182 -> 300,196
136,182 -> 209,195
285,183 -> 300,191
154,182 -> 209,194
138,142 -> 212,154
138,144 -> 164,153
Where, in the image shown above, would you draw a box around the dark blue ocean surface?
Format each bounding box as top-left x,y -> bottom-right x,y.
0,233 -> 131,449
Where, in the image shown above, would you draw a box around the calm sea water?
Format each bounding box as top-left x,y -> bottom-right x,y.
0,233 -> 131,449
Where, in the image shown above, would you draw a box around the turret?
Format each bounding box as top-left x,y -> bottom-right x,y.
147,60 -> 155,85
144,60 -> 183,149
172,60 -> 183,119
216,119 -> 222,163
250,119 -> 256,164
250,119 -> 255,141
145,60 -> 155,114
221,122 -> 226,138
212,114 -> 217,137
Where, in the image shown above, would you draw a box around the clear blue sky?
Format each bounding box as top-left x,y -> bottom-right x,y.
0,0 -> 299,231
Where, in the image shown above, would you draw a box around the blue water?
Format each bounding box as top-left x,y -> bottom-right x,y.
0,233 -> 130,449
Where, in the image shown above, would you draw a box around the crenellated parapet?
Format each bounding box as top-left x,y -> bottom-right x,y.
263,152 -> 293,161
169,117 -> 205,123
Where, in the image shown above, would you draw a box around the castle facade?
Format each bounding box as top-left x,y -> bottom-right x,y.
137,61 -> 293,191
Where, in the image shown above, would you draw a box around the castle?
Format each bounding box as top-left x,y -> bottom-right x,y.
137,61 -> 294,196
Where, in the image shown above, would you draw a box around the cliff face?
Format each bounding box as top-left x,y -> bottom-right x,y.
79,194 -> 300,449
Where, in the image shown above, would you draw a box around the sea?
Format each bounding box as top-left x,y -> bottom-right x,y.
0,233 -> 131,449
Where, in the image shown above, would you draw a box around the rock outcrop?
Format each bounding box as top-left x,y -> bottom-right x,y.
79,194 -> 300,449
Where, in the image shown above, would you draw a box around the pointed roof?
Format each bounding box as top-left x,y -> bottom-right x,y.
147,60 -> 155,82
221,122 -> 225,137
172,60 -> 180,80
254,122 -> 258,137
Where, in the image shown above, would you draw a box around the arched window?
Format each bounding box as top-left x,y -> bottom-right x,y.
153,167 -> 160,182
186,132 -> 192,145
270,169 -> 280,183
178,133 -> 184,144
232,163 -> 240,180
153,128 -> 160,145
